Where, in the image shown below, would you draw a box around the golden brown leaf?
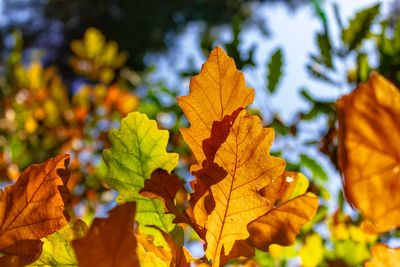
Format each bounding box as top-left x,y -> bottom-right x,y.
337,72 -> 400,233
0,154 -> 70,249
199,110 -> 285,265
247,193 -> 318,250
72,202 -> 139,267
178,47 -> 254,169
364,244 -> 400,267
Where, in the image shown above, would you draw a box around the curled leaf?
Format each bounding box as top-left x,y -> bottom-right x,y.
338,73 -> 400,233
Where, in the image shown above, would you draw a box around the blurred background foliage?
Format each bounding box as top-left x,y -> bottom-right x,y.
1,0 -> 400,266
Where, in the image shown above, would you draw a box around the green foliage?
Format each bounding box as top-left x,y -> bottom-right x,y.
103,111 -> 179,246
300,154 -> 328,183
342,4 -> 380,52
266,47 -> 284,93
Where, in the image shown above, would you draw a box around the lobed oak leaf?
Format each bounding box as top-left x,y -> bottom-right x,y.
103,111 -> 179,246
178,47 -> 254,170
200,110 -> 286,266
364,244 -> 400,267
337,72 -> 400,233
72,202 -> 139,267
0,154 -> 70,250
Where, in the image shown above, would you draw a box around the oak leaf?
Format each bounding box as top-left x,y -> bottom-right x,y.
103,111 -> 179,246
365,244 -> 400,267
199,110 -> 286,265
337,73 -> 400,233
72,202 -> 139,267
0,154 -> 70,250
178,47 -> 254,169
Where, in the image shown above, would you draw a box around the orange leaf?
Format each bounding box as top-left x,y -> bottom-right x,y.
199,110 -> 285,265
178,47 -> 254,169
0,154 -> 70,249
247,193 -> 318,250
72,202 -> 140,267
337,72 -> 400,233
365,244 -> 400,267
0,240 -> 43,267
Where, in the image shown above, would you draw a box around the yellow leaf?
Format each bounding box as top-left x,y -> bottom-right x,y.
299,233 -> 324,267
337,72 -> 400,233
178,47 -> 254,170
197,110 -> 285,265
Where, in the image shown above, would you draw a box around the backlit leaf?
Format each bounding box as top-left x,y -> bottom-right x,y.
338,73 -> 400,233
199,110 -> 285,265
72,202 -> 139,267
29,220 -> 87,267
365,244 -> 400,267
342,4 -> 380,51
103,111 -> 179,246
0,240 -> 43,267
178,47 -> 255,169
0,154 -> 70,249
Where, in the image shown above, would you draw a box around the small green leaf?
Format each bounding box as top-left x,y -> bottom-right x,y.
342,4 -> 380,51
300,154 -> 328,183
266,47 -> 284,94
317,32 -> 333,68
103,111 -> 179,247
357,53 -> 369,82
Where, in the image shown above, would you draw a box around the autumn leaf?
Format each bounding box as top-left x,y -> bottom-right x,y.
136,233 -> 171,267
197,109 -> 285,265
149,226 -> 192,267
247,192 -> 318,250
337,72 -> 400,233
0,154 -> 70,250
72,202 -> 139,267
140,169 -> 195,229
178,47 -> 254,169
364,244 -> 400,267
29,220 -> 87,266
103,111 -> 179,246
0,240 -> 43,267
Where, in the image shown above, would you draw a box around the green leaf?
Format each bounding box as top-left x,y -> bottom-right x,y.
29,221 -> 87,267
317,32 -> 333,68
300,154 -> 328,183
357,53 -> 369,82
266,47 -> 284,94
103,111 -> 179,247
342,4 -> 380,51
